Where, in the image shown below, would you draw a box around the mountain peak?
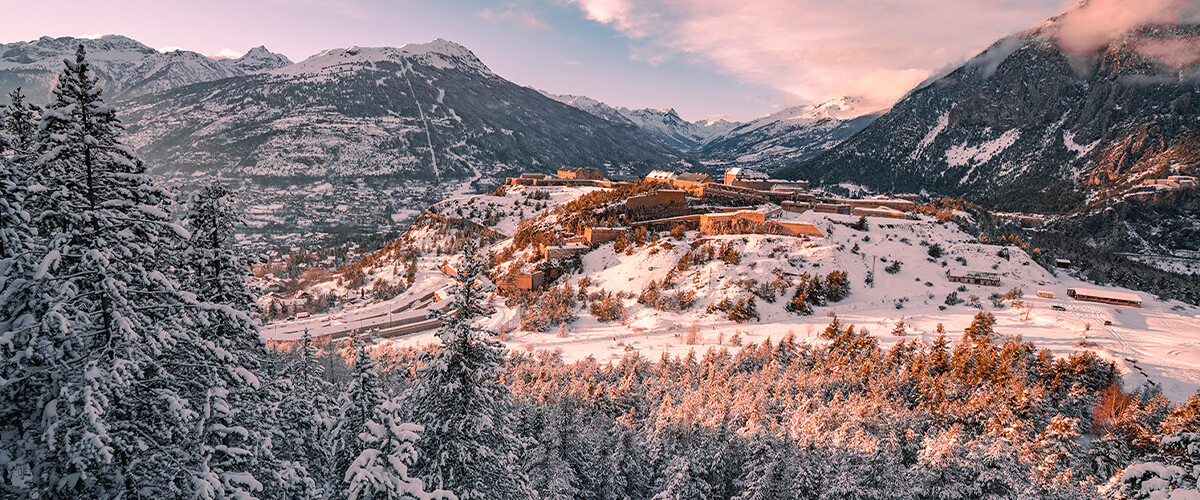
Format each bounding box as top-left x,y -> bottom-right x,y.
231,45 -> 292,73
279,38 -> 491,77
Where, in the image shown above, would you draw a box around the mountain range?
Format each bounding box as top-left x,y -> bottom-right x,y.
777,7 -> 1200,216
2,3 -> 1198,260
0,35 -> 292,100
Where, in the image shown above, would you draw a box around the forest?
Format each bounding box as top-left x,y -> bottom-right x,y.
1,46 -> 1198,500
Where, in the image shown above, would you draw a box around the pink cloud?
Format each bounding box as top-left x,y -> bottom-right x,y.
477,7 -> 550,30
565,0 -> 1074,111
1136,38 -> 1200,69
1052,0 -> 1200,56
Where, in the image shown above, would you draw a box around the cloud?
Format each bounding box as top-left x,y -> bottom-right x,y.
77,33 -> 106,40
1053,0 -> 1200,55
207,48 -> 245,59
477,7 -> 550,30
565,0 -> 1069,110
158,46 -> 185,53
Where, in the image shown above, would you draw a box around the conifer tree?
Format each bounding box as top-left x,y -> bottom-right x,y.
653,455 -> 711,500
733,435 -> 792,500
338,333 -> 387,482
275,328 -> 337,496
345,399 -> 453,500
4,87 -> 39,161
965,311 -> 998,343
0,120 -> 43,495
786,286 -> 812,315
407,239 -> 534,500
11,44 -> 225,497
178,180 -> 279,498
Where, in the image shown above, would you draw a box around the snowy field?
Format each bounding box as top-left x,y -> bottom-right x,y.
264,188 -> 1200,402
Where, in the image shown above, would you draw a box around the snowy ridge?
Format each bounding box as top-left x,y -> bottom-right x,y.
274,39 -> 492,78
0,35 -> 291,101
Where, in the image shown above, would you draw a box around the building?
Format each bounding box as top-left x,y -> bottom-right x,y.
1167,175 -> 1197,187
771,221 -> 824,237
699,211 -> 766,234
1067,288 -> 1141,307
646,170 -> 679,183
770,180 -> 810,193
499,270 -> 545,291
782,201 -> 811,213
813,203 -> 852,215
540,243 -> 590,260
557,167 -> 605,180
583,227 -> 627,246
851,206 -> 910,220
1055,259 -> 1071,269
827,198 -> 917,211
724,167 -> 773,190
625,190 -> 686,210
671,172 -> 715,189
946,270 -> 1002,286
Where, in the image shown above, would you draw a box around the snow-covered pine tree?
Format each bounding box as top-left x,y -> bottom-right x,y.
652,455 -> 712,500
345,399 -> 455,500
11,44 -> 221,497
732,434 -> 792,500
0,106 -> 45,494
407,239 -> 534,500
337,333 -> 387,487
178,180 -> 279,498
4,87 -> 39,162
274,327 -> 338,496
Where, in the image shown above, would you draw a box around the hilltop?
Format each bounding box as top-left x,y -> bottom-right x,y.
258,168 -> 1200,401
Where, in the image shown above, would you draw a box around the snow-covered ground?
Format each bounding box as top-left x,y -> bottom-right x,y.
264,188 -> 1200,401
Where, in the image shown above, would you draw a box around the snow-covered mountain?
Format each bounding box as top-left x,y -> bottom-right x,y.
614,107 -> 739,151
540,92 -> 739,152
0,35 -> 292,101
118,39 -> 683,182
699,96 -> 883,168
778,5 -> 1200,220
538,91 -> 635,125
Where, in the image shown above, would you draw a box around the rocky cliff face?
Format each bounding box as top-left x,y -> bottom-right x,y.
778,17 -> 1200,217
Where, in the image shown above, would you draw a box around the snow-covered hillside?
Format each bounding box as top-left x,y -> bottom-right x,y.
263,185 -> 1200,401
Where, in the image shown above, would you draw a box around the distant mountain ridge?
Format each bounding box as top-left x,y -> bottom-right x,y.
117,39 -> 684,184
544,92 -> 881,168
0,35 -> 292,101
778,8 -> 1200,216
699,97 -> 884,169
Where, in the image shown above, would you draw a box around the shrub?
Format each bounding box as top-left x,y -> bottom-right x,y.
945,291 -> 963,306
520,283 -> 578,332
728,298 -> 760,323
670,224 -> 686,240
928,243 -> 943,258
851,216 -> 869,231
786,287 -> 813,315
589,290 -> 626,322
824,271 -> 851,302
884,260 -> 903,274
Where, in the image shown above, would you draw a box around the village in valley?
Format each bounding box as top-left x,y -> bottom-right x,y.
258,164 -> 1200,401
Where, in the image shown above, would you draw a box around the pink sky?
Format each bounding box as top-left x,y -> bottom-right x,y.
5,0 -> 1186,120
